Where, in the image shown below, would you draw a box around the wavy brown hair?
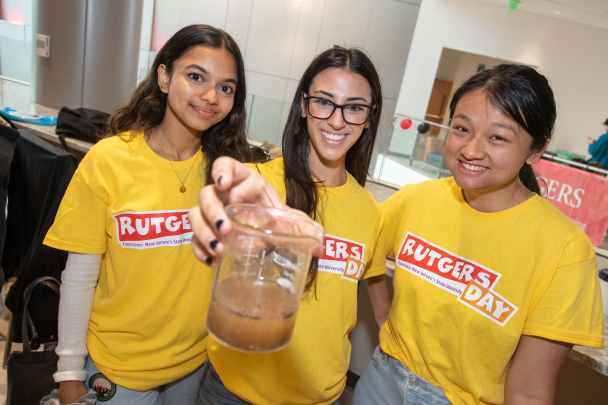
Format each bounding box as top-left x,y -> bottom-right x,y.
106,24 -> 251,183
282,46 -> 383,292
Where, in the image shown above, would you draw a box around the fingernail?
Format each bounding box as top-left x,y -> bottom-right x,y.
216,219 -> 223,231
217,175 -> 223,186
205,257 -> 213,265
210,239 -> 218,250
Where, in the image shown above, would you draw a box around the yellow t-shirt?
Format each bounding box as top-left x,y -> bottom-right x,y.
43,133 -> 215,391
380,177 -> 604,405
208,157 -> 386,405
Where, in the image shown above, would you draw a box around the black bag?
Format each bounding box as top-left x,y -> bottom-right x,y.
7,276 -> 60,405
4,130 -> 77,343
55,107 -> 109,150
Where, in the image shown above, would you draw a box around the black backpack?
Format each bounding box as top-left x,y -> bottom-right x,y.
55,107 -> 109,150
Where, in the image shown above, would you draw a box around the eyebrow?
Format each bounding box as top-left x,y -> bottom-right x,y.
185,64 -> 238,85
453,113 -> 516,133
313,90 -> 369,103
491,122 -> 516,132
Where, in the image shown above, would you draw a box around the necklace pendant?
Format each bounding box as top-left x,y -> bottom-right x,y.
180,185 -> 186,193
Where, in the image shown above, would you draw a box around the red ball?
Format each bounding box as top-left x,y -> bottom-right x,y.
400,119 -> 412,130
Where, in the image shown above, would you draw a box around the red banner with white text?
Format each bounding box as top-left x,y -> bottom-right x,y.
534,159 -> 608,246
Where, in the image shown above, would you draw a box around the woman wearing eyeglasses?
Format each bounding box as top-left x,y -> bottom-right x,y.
189,46 -> 391,405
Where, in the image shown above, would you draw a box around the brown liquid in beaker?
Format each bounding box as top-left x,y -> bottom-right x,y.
207,278 -> 299,352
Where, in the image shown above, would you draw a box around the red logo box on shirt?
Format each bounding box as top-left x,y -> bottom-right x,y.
396,232 -> 501,295
112,210 -> 193,249
318,234 -> 365,280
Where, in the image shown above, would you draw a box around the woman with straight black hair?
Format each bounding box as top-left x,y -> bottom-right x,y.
189,46 -> 391,405
351,64 -> 605,404
43,24 -> 251,404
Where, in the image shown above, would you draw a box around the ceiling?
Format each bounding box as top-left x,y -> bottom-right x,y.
470,0 -> 608,30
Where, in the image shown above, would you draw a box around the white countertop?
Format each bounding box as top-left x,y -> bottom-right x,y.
0,79 -> 93,153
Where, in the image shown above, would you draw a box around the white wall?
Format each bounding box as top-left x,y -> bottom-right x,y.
396,0 -> 608,156
434,48 -> 461,83
437,49 -> 512,126
1,0 -> 31,26
0,0 -> 32,82
149,0 -> 421,148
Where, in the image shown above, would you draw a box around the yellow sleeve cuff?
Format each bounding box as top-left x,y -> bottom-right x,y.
361,265 -> 387,280
43,236 -> 107,255
522,324 -> 604,349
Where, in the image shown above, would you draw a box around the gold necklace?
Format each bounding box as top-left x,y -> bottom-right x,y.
153,135 -> 201,193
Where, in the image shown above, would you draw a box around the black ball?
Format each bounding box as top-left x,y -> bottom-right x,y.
418,122 -> 430,134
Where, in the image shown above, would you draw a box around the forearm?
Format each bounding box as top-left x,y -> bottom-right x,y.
504,388 -> 554,405
589,142 -> 598,155
504,336 -> 571,405
366,274 -> 391,328
54,253 -> 101,382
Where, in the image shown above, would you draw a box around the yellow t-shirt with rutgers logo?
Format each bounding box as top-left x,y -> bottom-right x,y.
43,133 -> 215,391
380,177 -> 604,405
208,157 -> 386,405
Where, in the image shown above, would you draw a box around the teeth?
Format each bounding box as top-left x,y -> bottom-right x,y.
462,162 -> 488,171
322,131 -> 346,141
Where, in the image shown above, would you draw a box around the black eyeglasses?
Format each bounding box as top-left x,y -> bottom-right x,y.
303,93 -> 374,125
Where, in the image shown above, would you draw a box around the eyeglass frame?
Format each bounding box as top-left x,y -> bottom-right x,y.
302,93 -> 376,125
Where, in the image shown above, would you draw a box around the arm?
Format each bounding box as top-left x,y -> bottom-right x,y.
366,275 -> 391,328
588,134 -> 608,155
504,335 -> 572,405
55,253 -> 102,404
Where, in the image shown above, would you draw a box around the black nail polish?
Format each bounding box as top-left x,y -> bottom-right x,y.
216,219 -> 224,231
210,239 -> 218,250
205,257 -> 212,265
217,175 -> 223,186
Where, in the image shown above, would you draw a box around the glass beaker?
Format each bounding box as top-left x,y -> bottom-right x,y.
207,204 -> 324,353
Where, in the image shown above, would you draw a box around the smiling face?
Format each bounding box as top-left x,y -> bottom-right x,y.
158,45 -> 238,134
301,67 -> 373,169
446,89 -> 544,195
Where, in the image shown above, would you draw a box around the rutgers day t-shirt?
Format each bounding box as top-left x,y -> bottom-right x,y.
208,157 -> 386,405
380,177 -> 604,405
44,133 -> 215,391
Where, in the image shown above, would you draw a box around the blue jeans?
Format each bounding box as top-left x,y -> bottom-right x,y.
196,360 -> 340,405
84,356 -> 204,404
353,346 -> 452,405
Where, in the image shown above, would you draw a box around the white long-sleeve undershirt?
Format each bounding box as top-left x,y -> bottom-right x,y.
53,252 -> 101,382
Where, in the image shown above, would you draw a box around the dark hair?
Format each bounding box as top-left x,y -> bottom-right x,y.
106,24 -> 251,183
603,118 -> 608,126
448,64 -> 556,194
282,46 -> 382,292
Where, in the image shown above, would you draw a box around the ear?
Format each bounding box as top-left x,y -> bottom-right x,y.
301,95 -> 307,119
526,138 -> 550,165
157,64 -> 170,94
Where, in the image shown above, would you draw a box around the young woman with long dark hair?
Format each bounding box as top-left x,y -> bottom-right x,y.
352,64 -> 604,405
43,24 -> 251,404
189,46 -> 391,405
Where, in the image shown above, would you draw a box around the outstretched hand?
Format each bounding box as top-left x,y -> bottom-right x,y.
189,157 -> 322,266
